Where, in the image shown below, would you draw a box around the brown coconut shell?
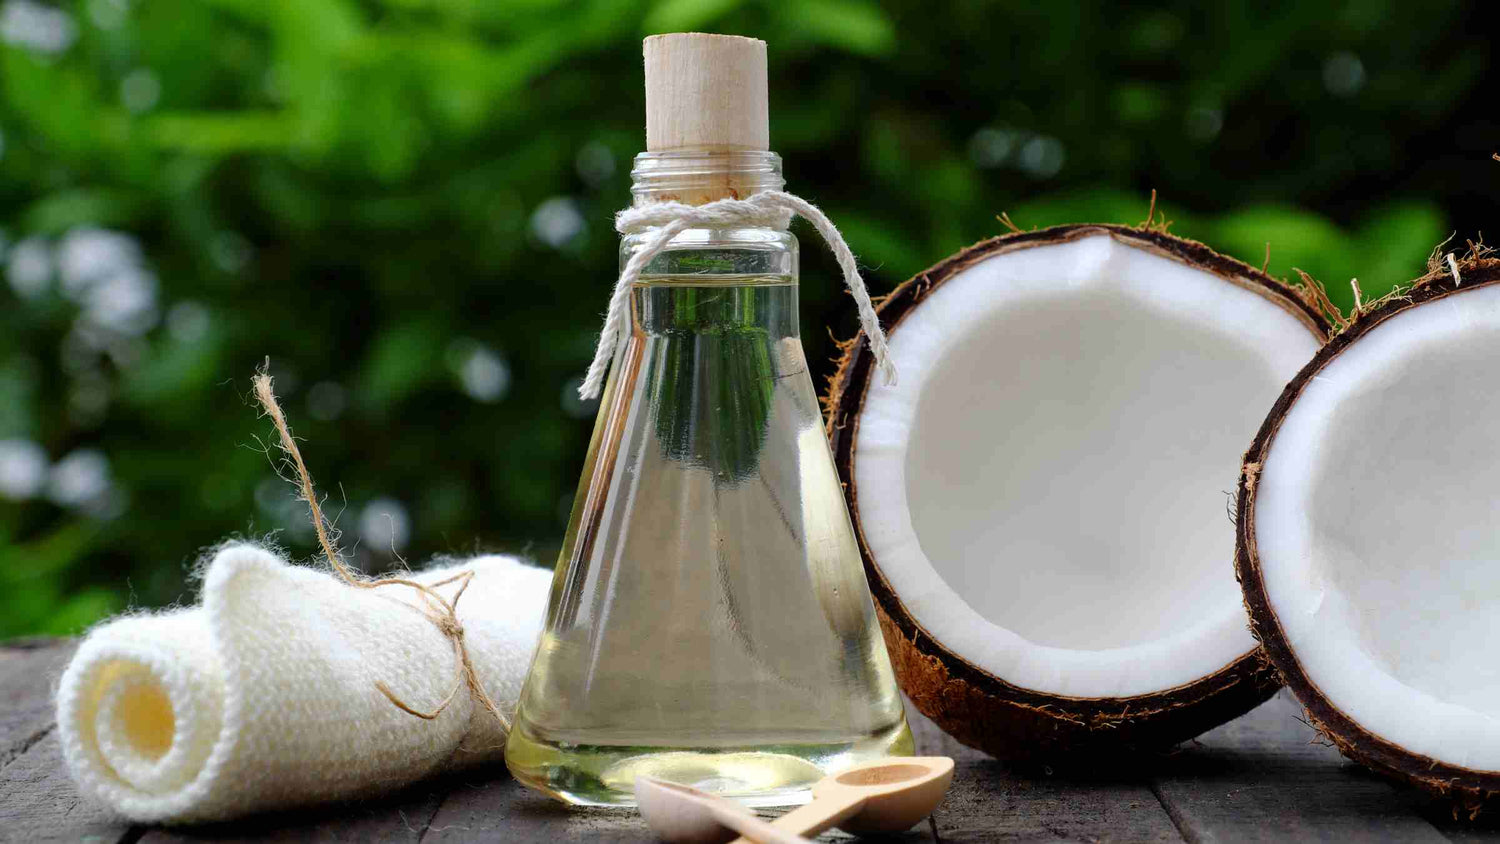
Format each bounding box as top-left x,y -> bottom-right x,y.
1236,251 -> 1500,816
825,223 -> 1332,760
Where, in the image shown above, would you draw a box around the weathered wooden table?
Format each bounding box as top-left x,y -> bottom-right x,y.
3,638 -> 1493,843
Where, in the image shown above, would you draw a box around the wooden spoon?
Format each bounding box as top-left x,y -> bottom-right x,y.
728,756 -> 954,842
635,775 -> 808,844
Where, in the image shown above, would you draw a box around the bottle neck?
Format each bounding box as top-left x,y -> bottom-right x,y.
622,149 -> 798,285
630,150 -> 784,206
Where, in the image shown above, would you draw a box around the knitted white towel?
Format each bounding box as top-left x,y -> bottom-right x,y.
55,543 -> 551,824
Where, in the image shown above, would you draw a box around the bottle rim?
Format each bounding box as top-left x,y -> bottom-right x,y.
630,150 -> 784,205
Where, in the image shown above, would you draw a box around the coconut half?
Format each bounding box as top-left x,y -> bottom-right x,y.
1238,252 -> 1500,812
827,224 -> 1330,758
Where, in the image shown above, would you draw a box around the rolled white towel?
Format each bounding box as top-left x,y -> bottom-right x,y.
55,542 -> 551,824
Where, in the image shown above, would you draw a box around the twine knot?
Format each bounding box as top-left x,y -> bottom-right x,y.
577,189 -> 896,400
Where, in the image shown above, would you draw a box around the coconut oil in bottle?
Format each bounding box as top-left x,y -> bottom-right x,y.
505,34 -> 911,808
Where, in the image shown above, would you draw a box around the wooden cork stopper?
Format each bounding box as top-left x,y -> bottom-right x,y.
644,33 -> 768,152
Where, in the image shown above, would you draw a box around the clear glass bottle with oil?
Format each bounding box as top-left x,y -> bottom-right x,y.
504,148 -> 912,807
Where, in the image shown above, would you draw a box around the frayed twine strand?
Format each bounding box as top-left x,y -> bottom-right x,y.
577,190 -> 895,401
251,363 -> 508,731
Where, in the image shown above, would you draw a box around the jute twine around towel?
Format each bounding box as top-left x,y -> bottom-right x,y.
251,367 -> 508,731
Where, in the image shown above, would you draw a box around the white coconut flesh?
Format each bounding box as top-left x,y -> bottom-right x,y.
854,234 -> 1321,699
1255,281 -> 1500,771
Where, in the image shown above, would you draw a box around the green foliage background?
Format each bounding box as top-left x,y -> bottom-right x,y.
0,0 -> 1493,637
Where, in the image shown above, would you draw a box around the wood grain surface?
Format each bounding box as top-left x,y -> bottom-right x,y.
4,639 -> 1495,843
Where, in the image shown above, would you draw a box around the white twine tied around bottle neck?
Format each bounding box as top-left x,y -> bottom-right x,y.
577,190 -> 896,400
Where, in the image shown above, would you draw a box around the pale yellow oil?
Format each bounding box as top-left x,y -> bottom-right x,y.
506,278 -> 912,807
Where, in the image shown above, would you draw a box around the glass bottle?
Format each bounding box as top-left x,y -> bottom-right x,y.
504,150 -> 913,807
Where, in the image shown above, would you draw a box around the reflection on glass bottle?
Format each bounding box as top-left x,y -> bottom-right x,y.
505,152 -> 912,808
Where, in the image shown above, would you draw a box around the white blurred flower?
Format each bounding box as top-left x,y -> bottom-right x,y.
48,228 -> 161,335
460,345 -> 510,403
84,267 -> 159,335
0,0 -> 77,55
530,197 -> 586,250
0,438 -> 48,500
7,236 -> 51,299
47,448 -> 110,508
58,228 -> 141,298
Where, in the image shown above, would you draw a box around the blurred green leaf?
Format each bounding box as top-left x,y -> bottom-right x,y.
22,189 -> 147,234
148,112 -> 299,154
1352,203 -> 1449,296
0,523 -> 101,586
42,587 -> 125,637
357,318 -> 447,411
1208,205 -> 1358,308
0,580 -> 61,639
1006,188 -> 1162,231
830,210 -> 931,281
122,335 -> 227,410
786,0 -> 896,56
1113,83 -> 1169,125
644,0 -> 744,33
0,0 -> 1485,639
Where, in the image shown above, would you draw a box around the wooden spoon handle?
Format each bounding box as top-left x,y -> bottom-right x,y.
710,805 -> 809,844
727,795 -> 866,844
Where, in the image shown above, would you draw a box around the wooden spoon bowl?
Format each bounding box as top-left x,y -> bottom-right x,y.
728,756 -> 955,842
821,758 -> 954,833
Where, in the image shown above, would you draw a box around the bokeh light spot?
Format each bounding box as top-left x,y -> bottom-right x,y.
530,197 -> 587,250
0,438 -> 48,500
1324,52 -> 1366,97
7,236 -> 52,299
967,128 -> 1016,169
575,141 -> 616,188
306,381 -> 347,421
166,301 -> 211,344
47,448 -> 110,509
1185,106 -> 1224,142
120,68 -> 161,114
0,0 -> 77,54
1018,136 -> 1066,179
360,497 -> 410,553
